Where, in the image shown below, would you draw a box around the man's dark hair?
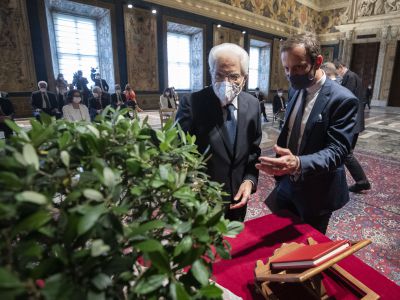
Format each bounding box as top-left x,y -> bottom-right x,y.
66,89 -> 82,103
280,33 -> 321,64
334,60 -> 346,69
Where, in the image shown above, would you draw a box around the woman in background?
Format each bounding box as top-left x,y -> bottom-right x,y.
62,89 -> 90,122
124,84 -> 143,118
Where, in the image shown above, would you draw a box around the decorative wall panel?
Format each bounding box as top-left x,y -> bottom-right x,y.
124,7 -> 159,91
269,38 -> 288,93
191,31 -> 204,91
0,0 -> 36,92
213,26 -> 244,47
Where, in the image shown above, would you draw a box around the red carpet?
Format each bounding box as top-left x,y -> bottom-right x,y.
246,149 -> 400,285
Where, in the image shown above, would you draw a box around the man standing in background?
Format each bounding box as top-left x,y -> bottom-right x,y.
335,61 -> 371,193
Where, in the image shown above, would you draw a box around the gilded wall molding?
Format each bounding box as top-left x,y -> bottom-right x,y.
296,0 -> 349,11
144,0 -> 298,37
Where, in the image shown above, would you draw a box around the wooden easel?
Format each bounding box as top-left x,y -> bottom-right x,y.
254,238 -> 380,299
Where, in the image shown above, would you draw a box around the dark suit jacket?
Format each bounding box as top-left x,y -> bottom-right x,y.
176,87 -> 262,218
111,93 -> 127,108
93,79 -> 109,92
31,91 -> 58,115
88,93 -> 111,120
276,78 -> 358,218
272,95 -> 286,114
341,69 -> 365,133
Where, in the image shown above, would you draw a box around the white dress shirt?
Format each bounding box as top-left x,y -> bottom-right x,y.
287,72 -> 326,152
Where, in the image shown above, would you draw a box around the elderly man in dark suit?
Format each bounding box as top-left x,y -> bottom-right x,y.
335,61 -> 371,193
31,81 -> 61,119
176,43 -> 262,221
257,33 -> 358,234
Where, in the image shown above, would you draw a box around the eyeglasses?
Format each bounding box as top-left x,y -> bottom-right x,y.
213,72 -> 242,83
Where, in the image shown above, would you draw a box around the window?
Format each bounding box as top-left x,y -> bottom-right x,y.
249,38 -> 271,93
53,13 -> 99,83
167,32 -> 191,90
249,46 -> 260,90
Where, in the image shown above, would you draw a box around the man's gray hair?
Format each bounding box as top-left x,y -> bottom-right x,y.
92,86 -> 102,93
208,43 -> 249,77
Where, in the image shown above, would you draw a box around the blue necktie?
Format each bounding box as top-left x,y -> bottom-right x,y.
288,90 -> 307,155
225,104 -> 237,148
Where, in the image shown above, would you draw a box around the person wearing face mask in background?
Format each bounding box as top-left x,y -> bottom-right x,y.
31,81 -> 61,120
254,87 -> 268,123
111,84 -> 127,109
272,88 -> 286,130
256,33 -> 358,234
176,43 -> 261,221
88,86 -> 111,121
55,73 -> 68,110
91,71 -> 109,92
62,89 -> 90,122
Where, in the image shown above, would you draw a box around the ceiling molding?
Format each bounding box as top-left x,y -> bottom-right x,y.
144,0 -> 300,37
296,0 -> 349,12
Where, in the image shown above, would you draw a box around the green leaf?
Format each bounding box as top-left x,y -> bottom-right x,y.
126,158 -> 141,175
58,131 -> 71,149
148,251 -> 170,273
77,204 -> 106,235
127,220 -> 165,237
169,281 -> 190,300
88,291 -> 105,300
91,273 -> 112,290
198,284 -> 223,298
225,221 -> 243,238
4,119 -> 21,134
13,210 -> 51,236
87,124 -> 100,138
177,221 -> 192,234
23,143 -> 39,170
91,239 -> 111,257
16,191 -> 47,205
103,167 -> 116,188
83,189 -> 104,202
173,236 -> 192,256
192,226 -> 210,243
133,274 -> 168,294
191,260 -> 209,286
60,150 -> 70,167
135,239 -> 164,252
0,268 -> 23,289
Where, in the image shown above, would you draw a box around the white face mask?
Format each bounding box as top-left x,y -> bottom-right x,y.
93,93 -> 99,98
278,92 -> 283,97
39,88 -> 47,92
213,81 -> 242,106
73,97 -> 81,104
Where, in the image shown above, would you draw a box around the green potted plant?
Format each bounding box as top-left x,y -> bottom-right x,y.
0,110 -> 243,299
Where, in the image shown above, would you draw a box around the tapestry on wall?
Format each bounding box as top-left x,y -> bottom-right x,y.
269,38 -> 288,94
124,7 -> 158,91
0,0 -> 36,92
213,25 -> 244,47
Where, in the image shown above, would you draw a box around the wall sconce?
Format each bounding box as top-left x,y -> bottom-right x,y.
217,24 -> 222,28
151,9 -> 157,14
127,3 -> 133,9
242,30 -> 246,34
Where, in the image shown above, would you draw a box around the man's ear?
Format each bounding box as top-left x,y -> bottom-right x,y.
315,55 -> 323,68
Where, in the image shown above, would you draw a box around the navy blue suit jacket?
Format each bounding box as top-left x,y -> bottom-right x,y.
176,87 -> 261,212
276,78 -> 358,218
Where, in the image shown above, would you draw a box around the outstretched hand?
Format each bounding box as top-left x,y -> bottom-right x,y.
255,144 -> 299,176
230,180 -> 253,210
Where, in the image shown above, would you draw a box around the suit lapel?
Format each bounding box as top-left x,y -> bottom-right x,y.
208,89 -> 233,159
277,89 -> 300,147
298,79 -> 331,154
235,93 -> 249,159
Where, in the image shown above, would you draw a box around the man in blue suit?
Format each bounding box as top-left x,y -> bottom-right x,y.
257,33 -> 358,234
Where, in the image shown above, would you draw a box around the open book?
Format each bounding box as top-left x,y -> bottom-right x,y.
270,240 -> 351,269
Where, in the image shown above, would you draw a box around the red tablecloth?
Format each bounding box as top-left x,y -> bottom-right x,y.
212,212 -> 400,299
